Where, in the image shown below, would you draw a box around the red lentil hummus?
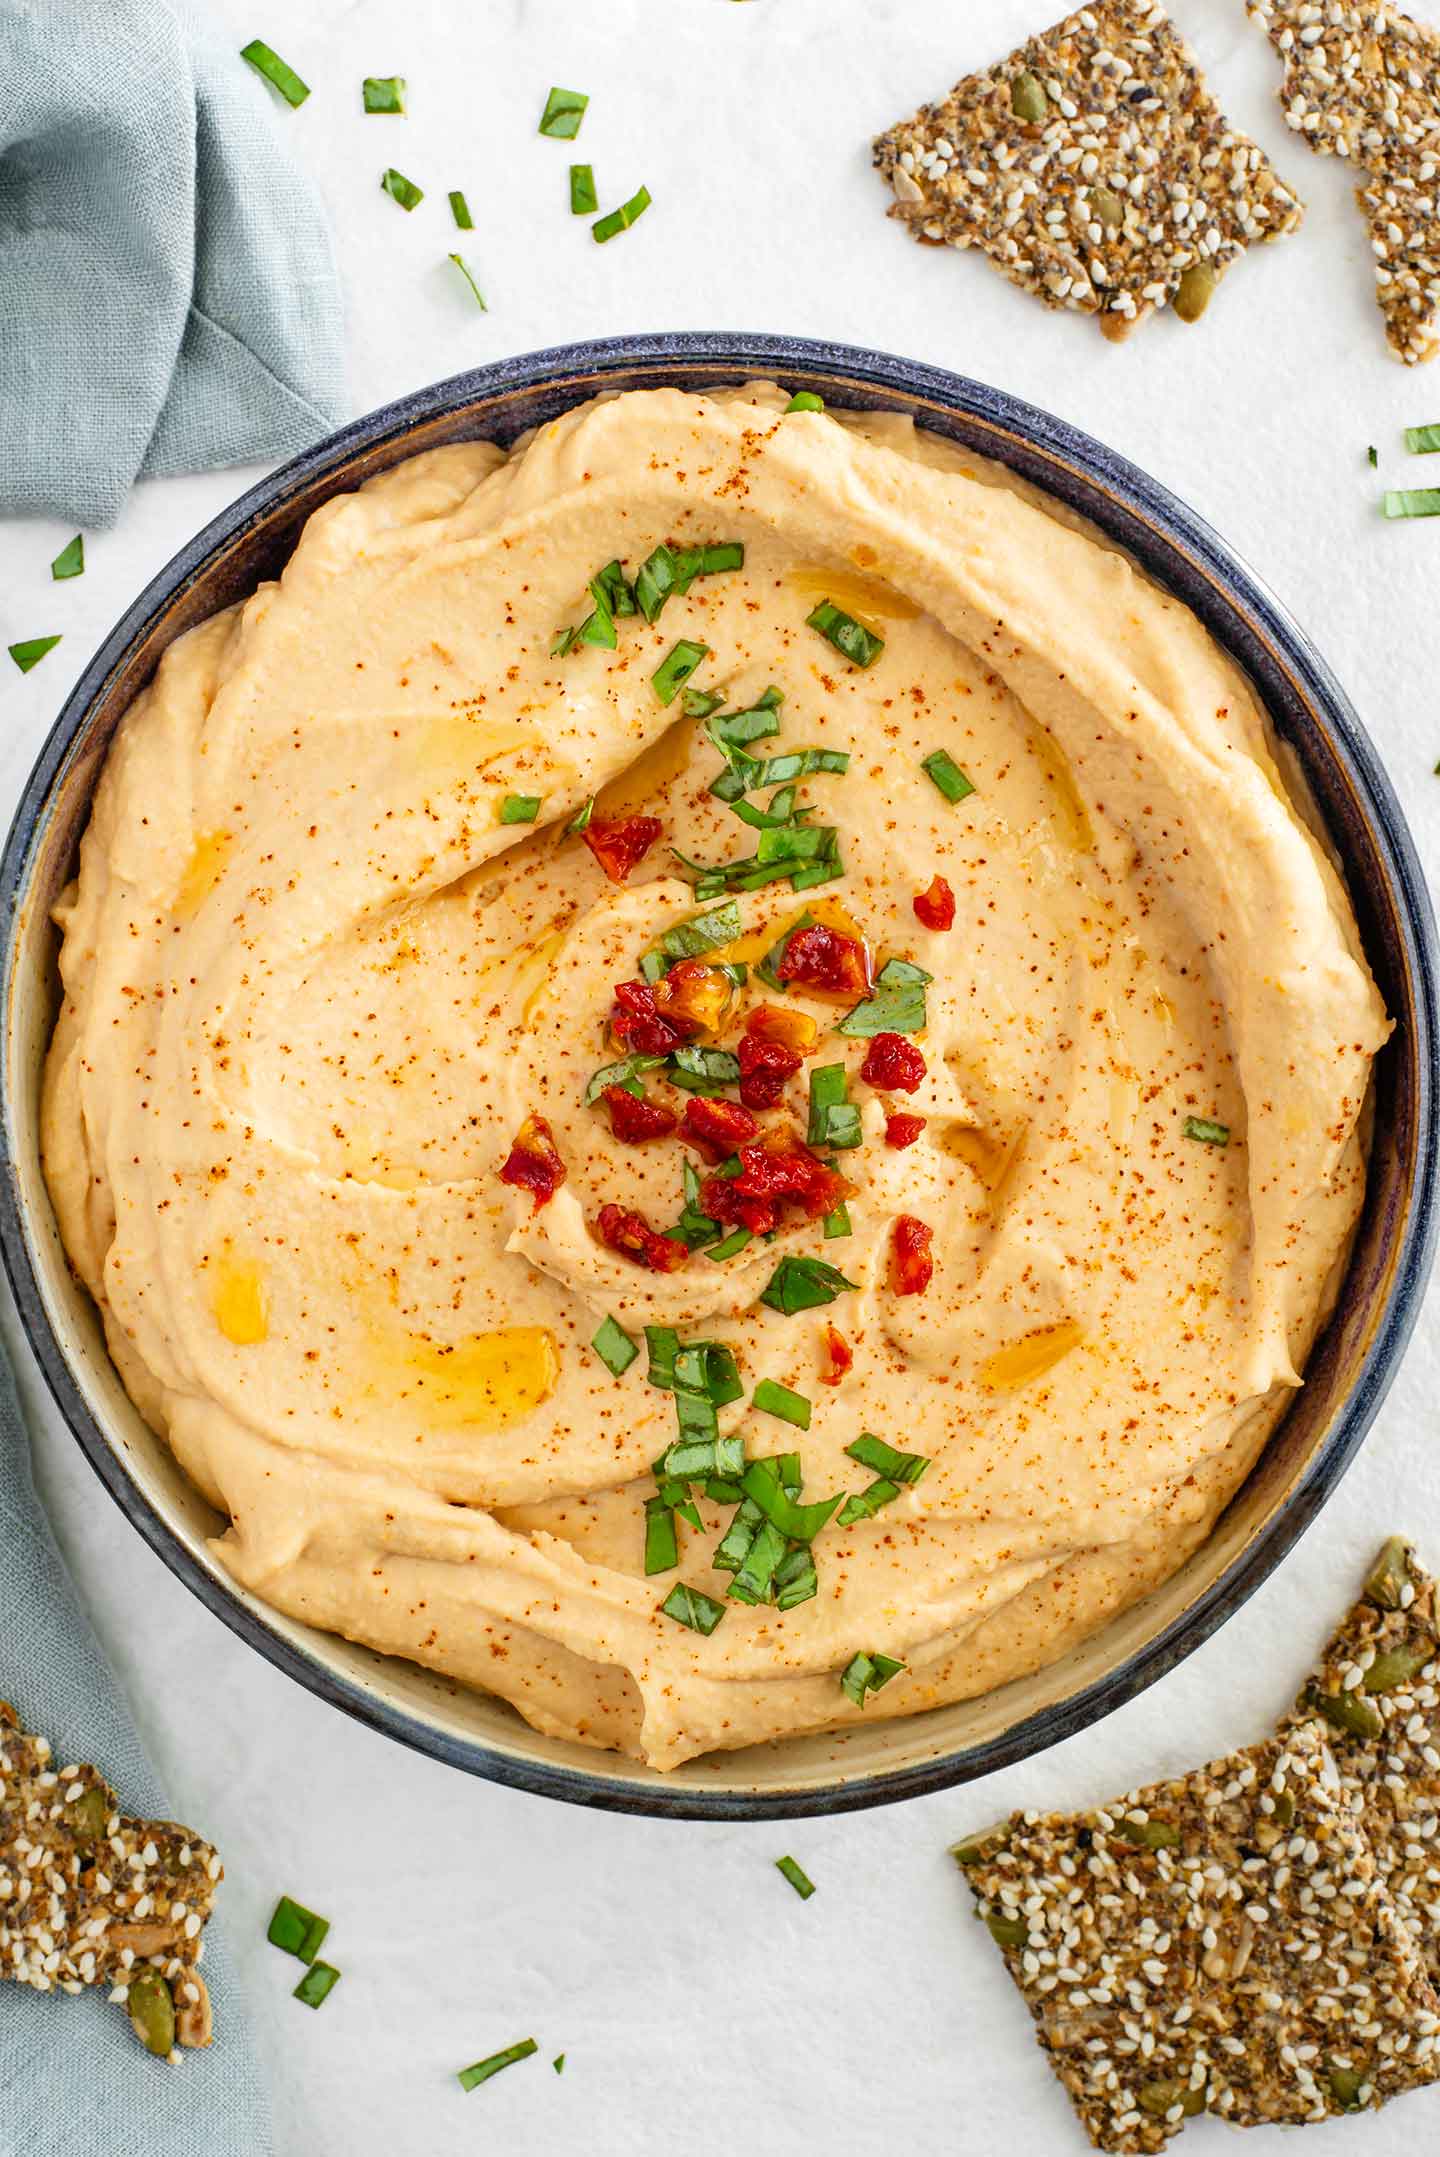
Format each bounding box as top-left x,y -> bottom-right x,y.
42,384 -> 1388,1769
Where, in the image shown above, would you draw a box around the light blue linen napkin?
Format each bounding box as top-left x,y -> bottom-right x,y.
0,0 -> 346,528
0,1331 -> 273,2155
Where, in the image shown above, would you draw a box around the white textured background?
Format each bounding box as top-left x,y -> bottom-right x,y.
4,1 -> 1440,2149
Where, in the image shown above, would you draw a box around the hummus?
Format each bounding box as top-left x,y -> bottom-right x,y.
43,384 -> 1388,1770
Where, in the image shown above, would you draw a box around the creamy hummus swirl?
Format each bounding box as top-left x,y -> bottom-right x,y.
43,384 -> 1388,1769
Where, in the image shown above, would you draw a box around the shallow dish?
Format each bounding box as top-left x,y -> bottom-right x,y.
3,333 -> 1437,1819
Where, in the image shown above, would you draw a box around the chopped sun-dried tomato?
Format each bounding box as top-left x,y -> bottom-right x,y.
596,1203 -> 689,1272
820,1324 -> 853,1386
702,1133 -> 851,1236
885,1112 -> 926,1150
912,875 -> 956,932
775,923 -> 873,1002
604,1086 -> 678,1144
892,1214 -> 934,1296
498,1114 -> 566,1209
652,957 -> 732,1035
744,1003 -> 819,1052
584,814 -> 663,885
737,1031 -> 803,1111
860,1032 -> 927,1093
681,1095 -> 760,1159
609,978 -> 696,1057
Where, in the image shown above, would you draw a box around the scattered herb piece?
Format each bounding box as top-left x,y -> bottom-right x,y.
1405,423 -> 1440,453
449,190 -> 473,229
1182,1115 -> 1230,1146
773,1545 -> 819,1610
836,957 -> 932,1039
1383,489 -> 1440,519
846,1433 -> 930,1484
50,535 -> 84,581
807,1063 -> 863,1150
775,1854 -> 816,1898
539,87 -> 588,139
644,1496 -> 680,1575
709,1226 -> 752,1261
840,1651 -> 906,1706
667,1045 -> 741,1094
1367,444 -> 1378,467
655,899 -> 741,961
785,391 -> 825,414
239,39 -> 309,108
837,1477 -> 901,1526
570,163 -> 597,214
448,254 -> 488,309
362,76 -> 405,113
591,1315 -> 638,1377
683,684 -> 726,718
583,1053 -> 664,1107
806,600 -> 884,668
823,1202 -> 852,1240
741,1459 -> 841,1542
653,638 -> 709,706
921,748 -> 976,804
9,636 -> 60,674
729,1518 -> 789,1603
499,794 -> 541,824
553,2055 -> 565,2074
660,1582 -> 727,1635
459,2038 -> 539,2091
760,1254 -> 857,1315
645,1325 -> 679,1390
752,1378 -> 812,1429
293,1961 -> 341,2008
566,796 -> 595,835
267,1896 -> 330,1963
381,168 -> 424,211
593,185 -> 651,242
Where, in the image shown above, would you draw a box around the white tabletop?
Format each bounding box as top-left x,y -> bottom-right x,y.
6,1 -> 1440,2148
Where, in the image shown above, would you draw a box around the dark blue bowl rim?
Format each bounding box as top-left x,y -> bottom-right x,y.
2,331 -> 1436,1821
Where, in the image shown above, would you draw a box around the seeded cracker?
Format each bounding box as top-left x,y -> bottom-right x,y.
0,1700 -> 221,2057
872,0 -> 1305,340
1248,0 -> 1440,360
958,1722 -> 1440,2152
1287,1537 -> 1440,1978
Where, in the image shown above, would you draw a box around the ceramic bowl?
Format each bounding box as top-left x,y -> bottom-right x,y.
3,333 -> 1436,1818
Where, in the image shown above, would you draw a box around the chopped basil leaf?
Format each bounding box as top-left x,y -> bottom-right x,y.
498,794 -> 541,824
449,190 -> 474,229
50,535 -> 84,581
293,1960 -> 341,2009
775,1854 -> 816,1897
741,1458 -> 840,1542
653,638 -> 709,706
1368,444 -> 1378,468
773,1543 -> 818,1609
569,163 -> 598,214
591,1315 -> 638,1377
362,76 -> 405,113
1405,423 -> 1440,453
728,1517 -> 789,1603
1383,488 -> 1440,518
752,1378 -> 812,1429
661,1431 -> 746,1482
9,635 -> 60,674
239,39 -> 309,107
709,1225 -> 752,1262
657,900 -> 741,960
1182,1115 -> 1230,1146
846,1432 -> 930,1485
458,2038 -> 539,2091
921,748 -> 975,804
593,184 -> 651,241
683,684 -> 727,718
644,1496 -> 680,1575
666,1044 -> 741,1094
660,1582 -> 726,1634
807,1063 -> 863,1150
591,558 -> 636,619
673,1338 -> 743,1405
709,705 -> 783,751
381,168 -> 424,211
553,2056 -> 566,2074
566,795 -> 595,835
785,392 -> 825,415
267,1895 -> 330,1962
645,1326 -> 680,1390
836,956 -> 932,1039
583,1053 -> 664,1106
806,599 -> 884,668
840,1651 -> 905,1706
705,1474 -> 745,1503
539,86 -> 588,138
448,254 -> 488,310
713,1495 -> 763,1573
836,1476 -> 901,1526
823,1201 -> 852,1240
760,1254 -> 857,1315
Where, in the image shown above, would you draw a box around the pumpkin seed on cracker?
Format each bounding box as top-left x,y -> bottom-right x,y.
1285,1536 -> 1440,1977
1249,0 -> 1440,361
0,1699 -> 220,2059
872,0 -> 1305,341
959,1722 -> 1440,2151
